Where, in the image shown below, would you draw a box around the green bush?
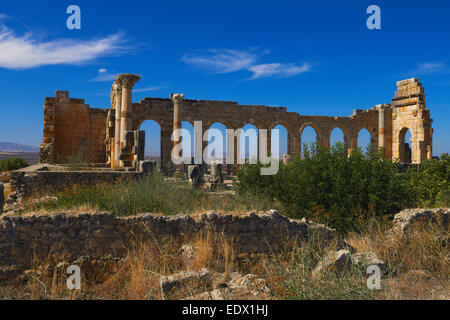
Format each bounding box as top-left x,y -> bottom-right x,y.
235,143 -> 415,234
406,154 -> 450,207
0,157 -> 28,172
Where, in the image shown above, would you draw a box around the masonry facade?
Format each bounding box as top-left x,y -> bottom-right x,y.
39,75 -> 433,170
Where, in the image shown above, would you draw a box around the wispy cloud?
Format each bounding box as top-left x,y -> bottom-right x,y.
182,49 -> 258,74
0,22 -> 128,69
181,48 -> 310,80
91,68 -> 117,82
248,62 -> 310,79
412,62 -> 447,75
134,84 -> 169,93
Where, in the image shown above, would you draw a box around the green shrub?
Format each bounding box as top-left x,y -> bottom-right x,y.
235,143 -> 415,234
0,157 -> 28,172
406,154 -> 450,207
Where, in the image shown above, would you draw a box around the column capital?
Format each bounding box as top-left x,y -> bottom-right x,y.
116,73 -> 140,89
171,93 -> 184,103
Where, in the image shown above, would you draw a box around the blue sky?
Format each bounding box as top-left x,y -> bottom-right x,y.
0,0 -> 449,156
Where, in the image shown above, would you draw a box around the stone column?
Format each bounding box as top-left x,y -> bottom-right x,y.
113,81 -> 122,168
258,128 -> 269,161
171,94 -> 184,171
117,74 -> 140,151
346,132 -> 358,155
377,105 -> 385,149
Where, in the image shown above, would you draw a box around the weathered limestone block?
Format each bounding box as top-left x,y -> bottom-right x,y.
312,249 -> 352,277
391,208 -> 449,235
39,143 -> 54,163
210,160 -> 223,183
182,272 -> 271,300
160,268 -> 211,299
187,165 -> 202,187
351,252 -> 386,271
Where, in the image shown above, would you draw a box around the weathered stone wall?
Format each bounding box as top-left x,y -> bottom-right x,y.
0,210 -> 341,268
132,98 -> 380,169
39,77 -> 433,167
9,170 -> 142,201
39,90 -> 108,164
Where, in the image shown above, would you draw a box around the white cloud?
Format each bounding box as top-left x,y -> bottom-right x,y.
0,23 -> 128,70
182,49 -> 258,74
181,48 -> 311,80
248,62 -> 310,79
91,68 -> 116,82
134,84 -> 168,92
413,62 -> 447,75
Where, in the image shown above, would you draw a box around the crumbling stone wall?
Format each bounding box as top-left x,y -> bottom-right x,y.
0,210 -> 342,268
39,77 -> 433,168
40,90 -> 108,164
8,170 -> 142,202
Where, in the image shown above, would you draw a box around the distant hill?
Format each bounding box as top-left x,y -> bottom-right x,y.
0,142 -> 39,153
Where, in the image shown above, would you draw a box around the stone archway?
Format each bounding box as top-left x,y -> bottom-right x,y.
399,127 -> 413,164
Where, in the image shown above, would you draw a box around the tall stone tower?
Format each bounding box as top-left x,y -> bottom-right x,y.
390,78 -> 433,163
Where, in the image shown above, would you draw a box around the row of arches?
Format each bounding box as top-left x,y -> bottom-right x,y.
139,120 -> 374,161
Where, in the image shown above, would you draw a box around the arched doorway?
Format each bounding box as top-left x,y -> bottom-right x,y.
207,122 -> 227,163
139,120 -> 161,160
271,124 -> 288,159
300,126 -> 318,158
358,128 -> 371,153
399,128 -> 412,163
240,124 -> 258,163
330,127 -> 345,149
181,121 -> 194,163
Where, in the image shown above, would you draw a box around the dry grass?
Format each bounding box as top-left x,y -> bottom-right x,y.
0,220 -> 448,300
347,219 -> 449,299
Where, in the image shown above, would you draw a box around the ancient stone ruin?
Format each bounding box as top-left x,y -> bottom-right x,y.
39,74 -> 432,172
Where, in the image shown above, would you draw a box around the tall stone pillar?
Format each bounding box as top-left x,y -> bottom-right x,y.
117,74 -> 140,150
113,81 -> 122,168
258,128 -> 269,161
114,74 -> 140,168
377,105 -> 385,149
171,94 -> 184,171
346,133 -> 358,155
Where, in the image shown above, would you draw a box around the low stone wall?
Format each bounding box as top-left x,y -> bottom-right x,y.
9,170 -> 143,201
0,210 -> 342,269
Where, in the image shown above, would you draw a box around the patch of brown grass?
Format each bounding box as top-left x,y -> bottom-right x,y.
0,220 -> 448,300
348,219 -> 449,299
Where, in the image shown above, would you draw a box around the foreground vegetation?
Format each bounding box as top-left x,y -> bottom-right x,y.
235,143 -> 449,234
0,220 -> 447,300
21,143 -> 449,235
3,144 -> 448,300
0,157 -> 28,172
22,172 -> 270,216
